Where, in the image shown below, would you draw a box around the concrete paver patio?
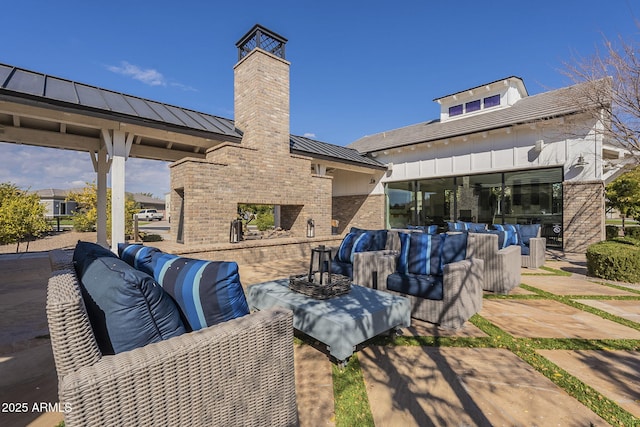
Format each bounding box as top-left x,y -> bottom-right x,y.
359,346 -> 606,426
1,242 -> 640,426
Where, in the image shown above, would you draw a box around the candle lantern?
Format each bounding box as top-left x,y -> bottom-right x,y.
308,245 -> 332,285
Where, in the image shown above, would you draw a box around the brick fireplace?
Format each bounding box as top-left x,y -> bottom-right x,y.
169,25 -> 333,246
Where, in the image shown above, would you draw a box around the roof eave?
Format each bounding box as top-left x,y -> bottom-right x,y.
0,90 -> 243,143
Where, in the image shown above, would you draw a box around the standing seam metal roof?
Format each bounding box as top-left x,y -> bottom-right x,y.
0,63 -> 240,138
0,62 -> 384,169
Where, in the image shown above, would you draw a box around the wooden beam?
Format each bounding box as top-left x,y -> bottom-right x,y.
0,126 -> 100,152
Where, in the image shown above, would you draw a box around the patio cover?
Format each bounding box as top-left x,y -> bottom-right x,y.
0,63 -> 383,250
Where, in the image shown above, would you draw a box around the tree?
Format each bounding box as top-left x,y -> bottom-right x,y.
0,182 -> 50,252
562,21 -> 640,160
606,167 -> 640,233
67,183 -> 139,239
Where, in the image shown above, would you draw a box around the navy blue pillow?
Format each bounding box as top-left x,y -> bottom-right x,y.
73,240 -> 118,277
150,253 -> 250,331
516,224 -> 541,246
441,232 -> 467,267
366,229 -> 388,251
73,242 -> 186,355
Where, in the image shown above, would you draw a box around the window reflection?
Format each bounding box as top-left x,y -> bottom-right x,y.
384,168 -> 563,248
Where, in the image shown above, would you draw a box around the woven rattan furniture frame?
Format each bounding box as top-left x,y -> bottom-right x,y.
46,250 -> 298,427
522,233 -> 546,268
467,233 -> 522,294
368,252 -> 484,329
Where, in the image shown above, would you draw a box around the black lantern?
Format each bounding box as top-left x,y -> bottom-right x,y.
308,245 -> 332,285
306,218 -> 315,238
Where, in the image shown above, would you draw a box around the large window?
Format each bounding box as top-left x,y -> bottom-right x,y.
385,167 -> 563,248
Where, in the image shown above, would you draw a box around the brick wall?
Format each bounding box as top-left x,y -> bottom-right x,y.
332,194 -> 385,234
563,180 -> 605,253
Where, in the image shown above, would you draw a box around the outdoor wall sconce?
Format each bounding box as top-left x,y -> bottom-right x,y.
306,218 -> 315,238
575,154 -> 589,167
534,139 -> 544,153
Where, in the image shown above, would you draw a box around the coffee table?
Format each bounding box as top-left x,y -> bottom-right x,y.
246,279 -> 411,362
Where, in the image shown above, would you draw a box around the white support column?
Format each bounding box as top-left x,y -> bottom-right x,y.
90,145 -> 111,248
101,129 -> 133,253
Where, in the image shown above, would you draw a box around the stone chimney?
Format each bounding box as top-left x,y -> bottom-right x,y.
234,24 -> 290,155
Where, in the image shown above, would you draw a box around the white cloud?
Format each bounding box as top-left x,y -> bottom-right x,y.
170,82 -> 198,92
0,143 -> 170,198
303,132 -> 316,139
107,61 -> 166,86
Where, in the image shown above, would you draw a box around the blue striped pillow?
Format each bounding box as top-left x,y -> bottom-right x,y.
493,224 -> 519,246
397,232 -> 445,276
149,254 -> 249,331
408,225 -> 439,234
337,231 -> 372,263
447,221 -> 465,231
118,243 -> 162,276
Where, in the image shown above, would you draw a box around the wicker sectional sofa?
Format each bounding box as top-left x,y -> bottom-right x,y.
47,246 -> 298,427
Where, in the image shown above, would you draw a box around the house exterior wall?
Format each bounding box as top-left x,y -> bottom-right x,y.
563,180 -> 605,253
370,113 -> 605,252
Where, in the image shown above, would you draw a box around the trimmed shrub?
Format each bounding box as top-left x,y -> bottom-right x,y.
586,239 -> 640,282
623,226 -> 640,239
141,233 -> 163,242
605,225 -> 620,240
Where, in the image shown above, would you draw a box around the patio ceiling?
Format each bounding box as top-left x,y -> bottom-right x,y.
0,64 -> 242,162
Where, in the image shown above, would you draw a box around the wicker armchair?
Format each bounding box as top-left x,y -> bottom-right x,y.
47,250 -> 297,427
467,233 -> 521,294
358,233 -> 483,329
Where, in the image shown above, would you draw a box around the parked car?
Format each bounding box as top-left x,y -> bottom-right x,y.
136,209 -> 164,221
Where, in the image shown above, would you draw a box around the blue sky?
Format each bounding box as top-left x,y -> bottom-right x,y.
1,0 -> 638,198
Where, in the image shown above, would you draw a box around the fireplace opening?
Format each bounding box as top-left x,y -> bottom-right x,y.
238,204 -> 296,240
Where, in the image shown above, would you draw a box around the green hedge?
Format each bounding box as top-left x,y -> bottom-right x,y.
605,225 -> 620,240
624,226 -> 640,239
586,239 -> 640,282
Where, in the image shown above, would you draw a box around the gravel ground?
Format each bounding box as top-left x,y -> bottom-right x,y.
0,231 -> 97,255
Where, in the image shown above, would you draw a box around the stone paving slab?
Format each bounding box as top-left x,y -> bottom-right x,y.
294,343 -> 335,426
575,299 -> 640,323
358,346 -> 606,426
404,318 -> 488,338
480,299 -> 640,339
538,349 -> 640,419
505,285 -> 537,295
0,255 -> 51,352
520,274 -> 639,296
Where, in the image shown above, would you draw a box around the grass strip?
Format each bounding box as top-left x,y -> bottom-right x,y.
332,354 -> 375,427
521,265 -> 573,276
